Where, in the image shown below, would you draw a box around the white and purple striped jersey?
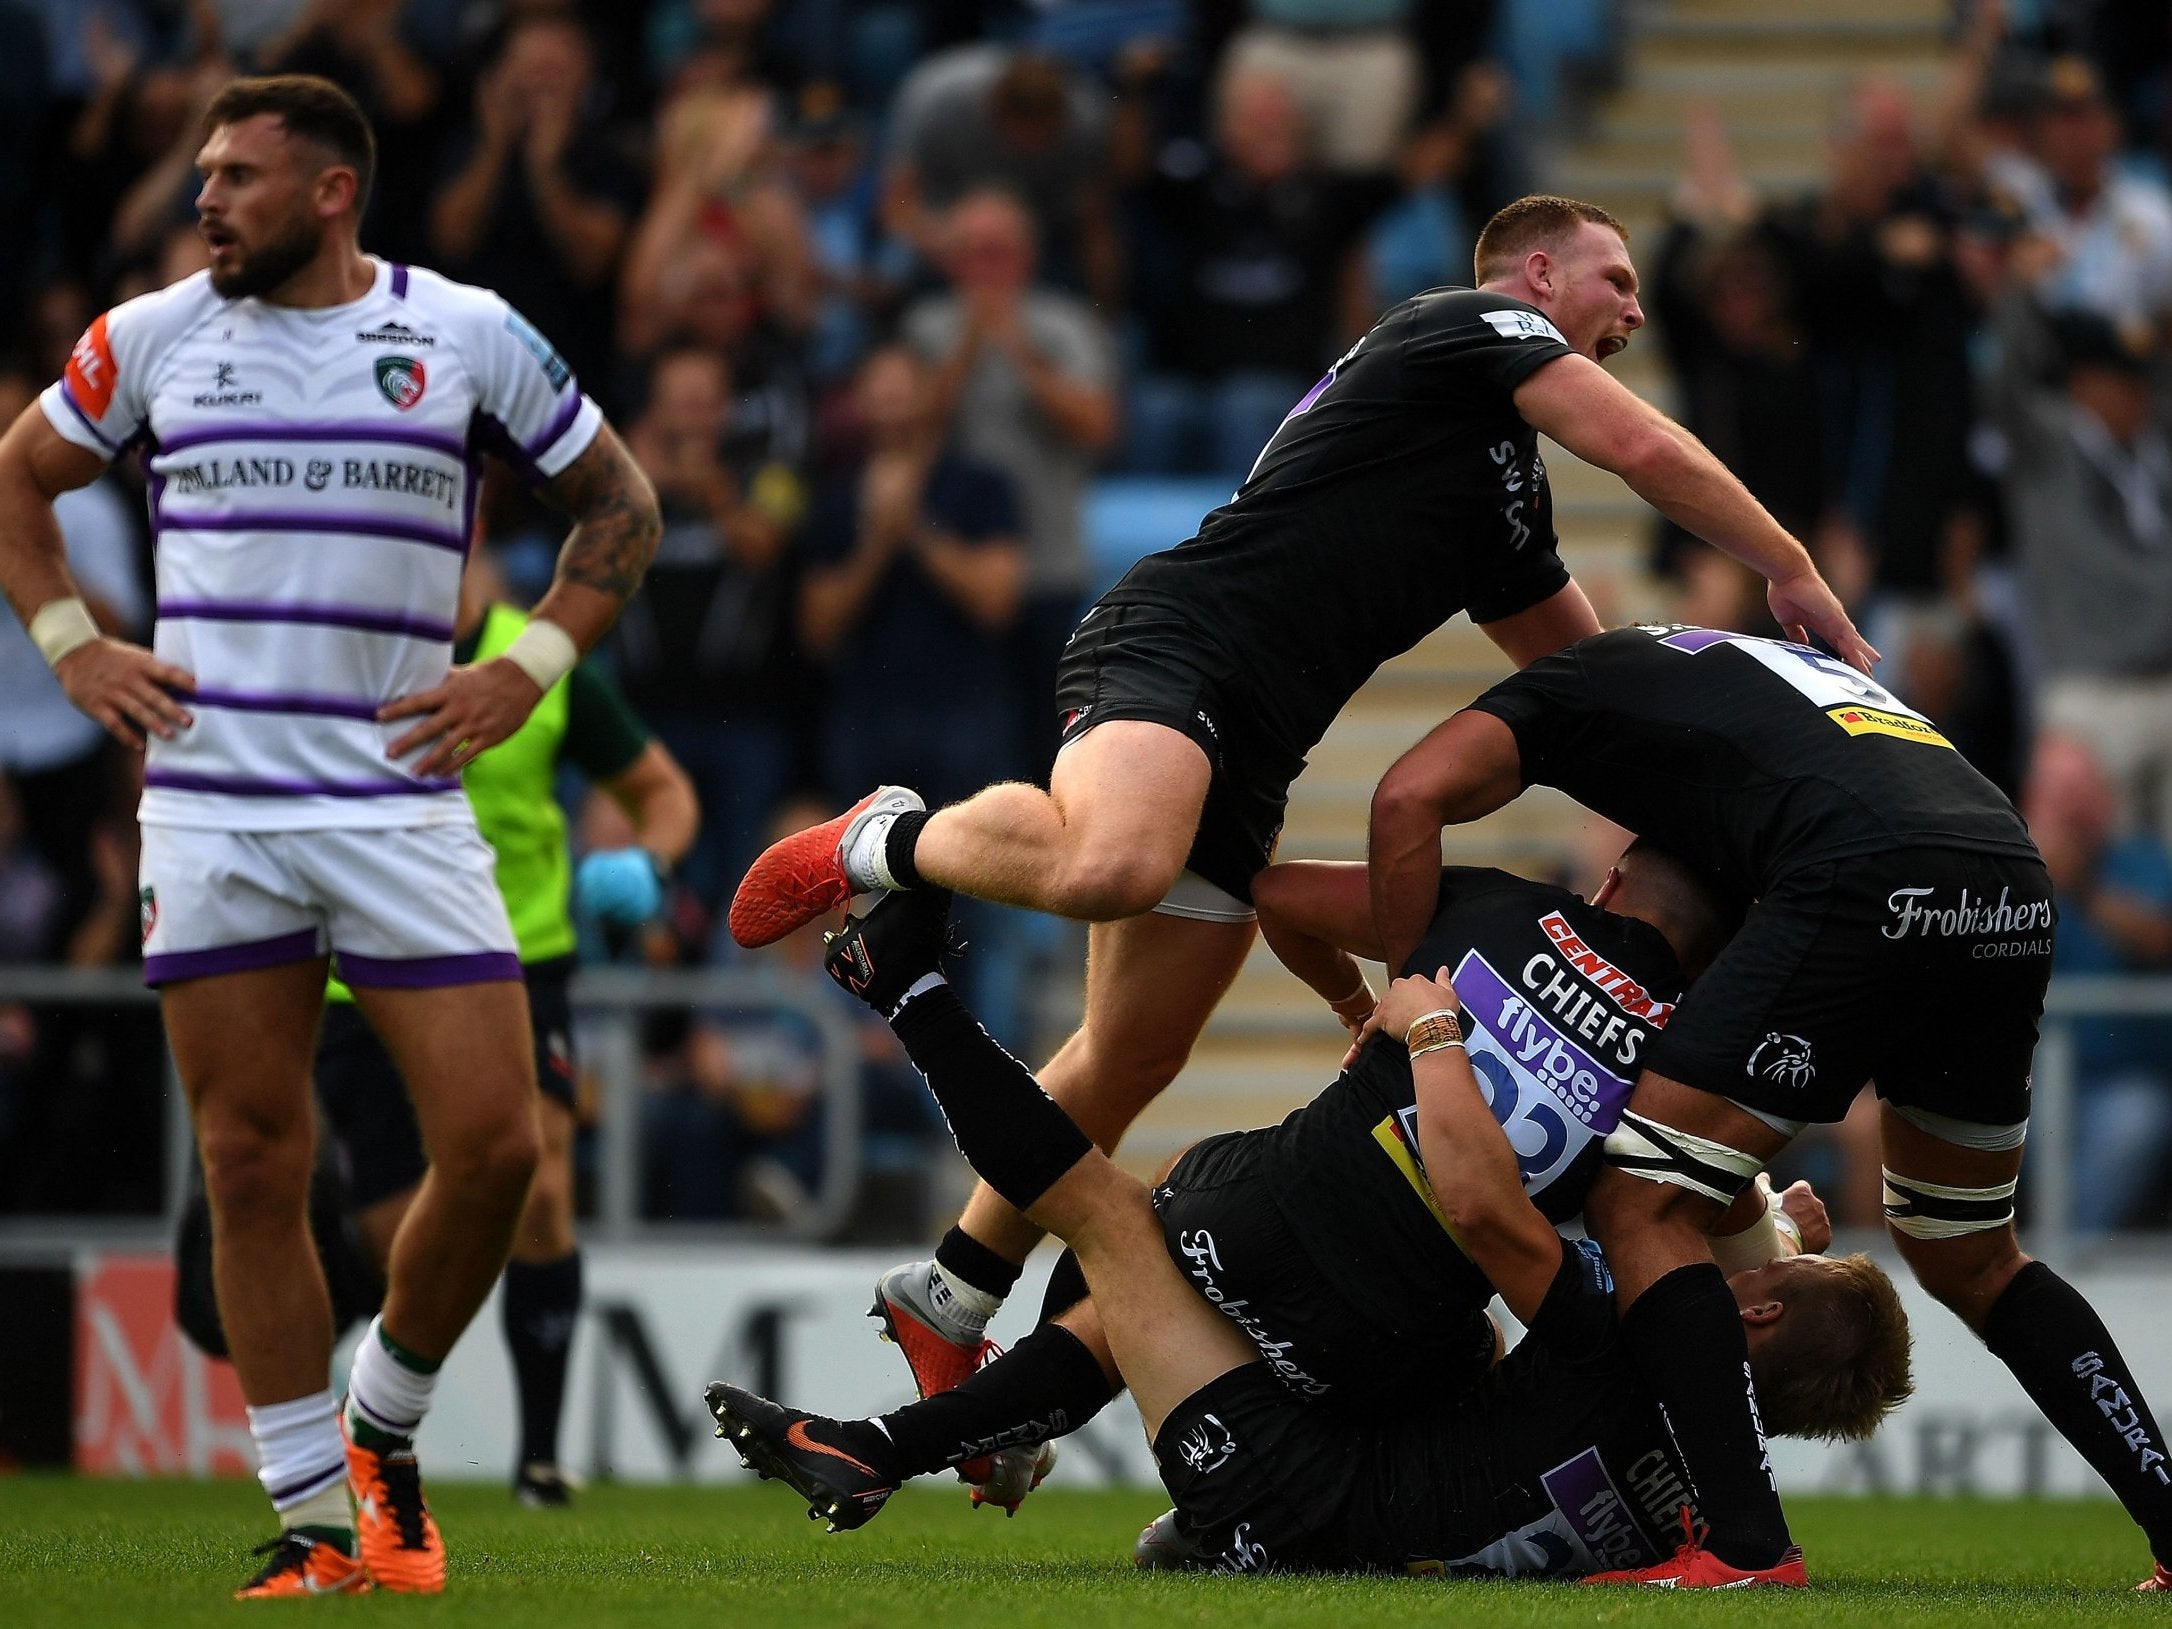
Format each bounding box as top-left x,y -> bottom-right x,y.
39,258 -> 601,831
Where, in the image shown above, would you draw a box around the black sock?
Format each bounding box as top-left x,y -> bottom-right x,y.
936,1225 -> 1023,1303
1621,1263 -> 1793,1568
502,1251 -> 582,1470
884,810 -> 931,889
1038,1247 -> 1089,1326
890,981 -> 1093,1214
872,1324 -> 1118,1477
1983,1261 -> 2172,1564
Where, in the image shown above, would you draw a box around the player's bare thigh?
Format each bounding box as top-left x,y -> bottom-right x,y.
165,957 -> 335,1175
915,720 -> 1212,919
349,978 -> 537,1166
1029,1152 -> 1260,1438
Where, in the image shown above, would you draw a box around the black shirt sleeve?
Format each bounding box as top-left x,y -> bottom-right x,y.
563,659 -> 651,783
1400,291 -> 1578,400
1524,1237 -> 1624,1370
1464,541 -> 1572,626
1461,645 -> 1591,785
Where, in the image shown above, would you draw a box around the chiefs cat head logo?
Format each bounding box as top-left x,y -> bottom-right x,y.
1747,1032 -> 1816,1089
374,355 -> 427,411
1175,1412 -> 1237,1476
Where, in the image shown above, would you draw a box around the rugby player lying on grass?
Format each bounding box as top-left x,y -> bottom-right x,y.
729,842 -> 1850,1515
708,888 -> 1913,1578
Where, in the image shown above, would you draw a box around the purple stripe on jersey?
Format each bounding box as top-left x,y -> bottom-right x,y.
1657,627 -> 1735,653
146,769 -> 461,797
189,687 -> 387,721
335,948 -> 522,989
56,379 -> 120,452
158,422 -> 466,459
391,263 -> 410,299
143,928 -> 322,988
469,410 -> 547,488
524,392 -> 583,459
155,509 -> 466,552
159,599 -> 456,641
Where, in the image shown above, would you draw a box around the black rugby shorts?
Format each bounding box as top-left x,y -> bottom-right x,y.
1052,603 -> 1300,905
1151,1364 -> 1363,1574
1155,1131 -> 1495,1401
1647,847 -> 2053,1129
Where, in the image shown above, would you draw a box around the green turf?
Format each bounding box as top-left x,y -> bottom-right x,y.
0,1476 -> 2160,1627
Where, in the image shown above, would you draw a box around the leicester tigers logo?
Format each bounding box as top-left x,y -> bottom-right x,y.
1747,1032 -> 1816,1089
374,355 -> 427,411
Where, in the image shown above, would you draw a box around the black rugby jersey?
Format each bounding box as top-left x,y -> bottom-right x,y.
1264,868 -> 1683,1349
1095,287 -> 1576,754
1468,625 -> 2038,897
1344,1240 -> 1693,1577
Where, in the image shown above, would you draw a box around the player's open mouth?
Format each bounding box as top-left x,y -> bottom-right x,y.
1597,336 -> 1627,359
202,226 -> 235,254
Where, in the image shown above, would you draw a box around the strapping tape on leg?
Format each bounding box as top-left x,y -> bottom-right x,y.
1881,1169 -> 2017,1240
1602,1112 -> 1764,1205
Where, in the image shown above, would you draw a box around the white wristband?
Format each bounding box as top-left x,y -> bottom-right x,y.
502,618 -> 579,691
29,597 -> 100,667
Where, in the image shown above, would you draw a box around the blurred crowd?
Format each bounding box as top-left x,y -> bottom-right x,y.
1654,0 -> 2172,1231
2,0 -> 2170,1231
0,0 -> 1603,1228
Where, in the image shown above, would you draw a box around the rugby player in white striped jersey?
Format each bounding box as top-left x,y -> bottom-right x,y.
0,75 -> 659,1598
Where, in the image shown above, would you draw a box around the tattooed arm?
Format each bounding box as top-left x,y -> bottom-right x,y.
526,424 -> 663,651
382,426 -> 660,776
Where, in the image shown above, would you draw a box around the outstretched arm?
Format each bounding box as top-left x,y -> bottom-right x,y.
1369,711 -> 1523,971
0,406 -> 194,746
383,427 -> 660,776
1514,356 -> 1876,669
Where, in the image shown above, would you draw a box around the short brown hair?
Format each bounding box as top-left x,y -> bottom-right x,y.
1473,195 -> 1627,283
1751,1253 -> 1914,1442
203,75 -> 376,213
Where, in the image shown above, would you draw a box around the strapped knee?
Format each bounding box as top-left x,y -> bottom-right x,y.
1882,1169 -> 2017,1240
1601,1111 -> 1764,1206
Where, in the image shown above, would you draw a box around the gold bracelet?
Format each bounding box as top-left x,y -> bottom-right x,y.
1404,1008 -> 1463,1057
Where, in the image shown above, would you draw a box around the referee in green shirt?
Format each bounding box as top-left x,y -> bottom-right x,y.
317,554 -> 697,1505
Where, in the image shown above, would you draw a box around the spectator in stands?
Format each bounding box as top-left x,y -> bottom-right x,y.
2025,733 -> 2172,1230
1986,55 -> 2172,331
1988,289 -> 2172,846
799,342 -> 1024,802
1124,64 -> 1391,480
1768,78 -> 1980,651
1649,102 -> 1828,637
1221,0 -> 1422,176
903,188 -> 1116,773
802,342 -> 1046,1041
780,82 -> 906,388
431,12 -> 642,410
619,83 -> 817,368
610,345 -> 808,928
884,45 -> 1117,304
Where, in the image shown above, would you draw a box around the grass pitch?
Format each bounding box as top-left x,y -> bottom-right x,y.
0,1476 -> 2161,1627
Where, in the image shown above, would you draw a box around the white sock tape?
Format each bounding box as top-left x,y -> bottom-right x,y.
502,618 -> 579,691
29,597 -> 99,667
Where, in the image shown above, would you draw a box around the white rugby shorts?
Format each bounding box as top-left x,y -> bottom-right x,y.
139,823 -> 518,989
